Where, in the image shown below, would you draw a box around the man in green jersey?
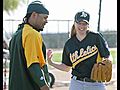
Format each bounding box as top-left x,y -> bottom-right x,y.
9,1 -> 50,90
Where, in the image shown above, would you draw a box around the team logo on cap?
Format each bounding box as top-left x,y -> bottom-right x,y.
80,11 -> 87,18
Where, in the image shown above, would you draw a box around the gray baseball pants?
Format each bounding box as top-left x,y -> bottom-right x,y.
69,78 -> 106,90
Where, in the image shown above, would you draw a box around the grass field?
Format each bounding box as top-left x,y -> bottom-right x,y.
52,49 -> 117,64
110,49 -> 117,64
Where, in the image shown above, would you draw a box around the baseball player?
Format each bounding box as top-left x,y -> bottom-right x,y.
9,1 -> 50,90
47,11 -> 111,90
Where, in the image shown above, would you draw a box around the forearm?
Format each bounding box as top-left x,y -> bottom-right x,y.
28,63 -> 49,89
47,49 -> 71,72
49,61 -> 71,72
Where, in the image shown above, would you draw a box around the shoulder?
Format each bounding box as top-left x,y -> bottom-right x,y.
64,36 -> 76,45
88,30 -> 103,37
23,24 -> 38,34
63,36 -> 77,50
22,24 -> 43,46
88,30 -> 99,35
23,24 -> 42,38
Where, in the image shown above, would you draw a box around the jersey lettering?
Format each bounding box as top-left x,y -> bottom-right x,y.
70,45 -> 98,68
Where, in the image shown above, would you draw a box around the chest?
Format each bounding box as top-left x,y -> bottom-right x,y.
67,35 -> 98,63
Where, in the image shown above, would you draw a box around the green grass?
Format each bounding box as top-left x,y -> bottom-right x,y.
52,52 -> 62,62
110,49 -> 117,64
52,49 -> 117,64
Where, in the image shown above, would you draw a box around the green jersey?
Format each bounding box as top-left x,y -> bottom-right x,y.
9,24 -> 47,90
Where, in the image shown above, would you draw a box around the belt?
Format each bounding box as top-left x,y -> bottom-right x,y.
71,76 -> 101,83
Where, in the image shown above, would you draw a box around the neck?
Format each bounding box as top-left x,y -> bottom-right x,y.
27,21 -> 43,32
28,19 -> 35,27
76,30 -> 89,41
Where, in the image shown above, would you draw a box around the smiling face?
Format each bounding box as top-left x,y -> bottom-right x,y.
74,21 -> 89,32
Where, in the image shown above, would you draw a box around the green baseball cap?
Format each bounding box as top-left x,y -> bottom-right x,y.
27,1 -> 49,15
75,11 -> 90,24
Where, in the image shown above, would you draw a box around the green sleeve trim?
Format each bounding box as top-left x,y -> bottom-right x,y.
42,64 -> 50,85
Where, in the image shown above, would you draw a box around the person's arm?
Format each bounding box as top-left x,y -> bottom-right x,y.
47,50 -> 71,72
22,27 -> 49,90
96,33 -> 110,58
96,33 -> 112,62
28,63 -> 49,90
50,62 -> 71,72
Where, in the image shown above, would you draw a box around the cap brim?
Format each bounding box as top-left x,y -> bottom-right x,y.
81,20 -> 89,24
76,19 -> 89,24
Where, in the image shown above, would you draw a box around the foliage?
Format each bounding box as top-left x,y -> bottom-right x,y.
3,0 -> 27,14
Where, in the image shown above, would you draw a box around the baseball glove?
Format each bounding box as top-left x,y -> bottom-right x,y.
90,60 -> 112,82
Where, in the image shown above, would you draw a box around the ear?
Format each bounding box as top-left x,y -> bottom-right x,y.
31,12 -> 37,18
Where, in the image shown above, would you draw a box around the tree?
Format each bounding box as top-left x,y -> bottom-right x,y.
3,0 -> 27,14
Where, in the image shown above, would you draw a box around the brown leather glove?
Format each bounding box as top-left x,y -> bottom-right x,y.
91,60 -> 112,82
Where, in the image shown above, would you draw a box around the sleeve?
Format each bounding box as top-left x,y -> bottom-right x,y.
28,63 -> 47,87
62,44 -> 72,66
24,32 -> 45,68
96,33 -> 110,58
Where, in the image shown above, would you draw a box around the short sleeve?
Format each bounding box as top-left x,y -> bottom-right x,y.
96,33 -> 110,58
23,32 -> 45,68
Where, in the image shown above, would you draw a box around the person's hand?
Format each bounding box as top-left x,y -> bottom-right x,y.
47,49 -> 53,65
47,49 -> 53,59
40,85 -> 49,90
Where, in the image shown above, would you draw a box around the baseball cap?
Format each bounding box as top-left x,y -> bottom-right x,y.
74,11 -> 90,24
27,0 -> 49,15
